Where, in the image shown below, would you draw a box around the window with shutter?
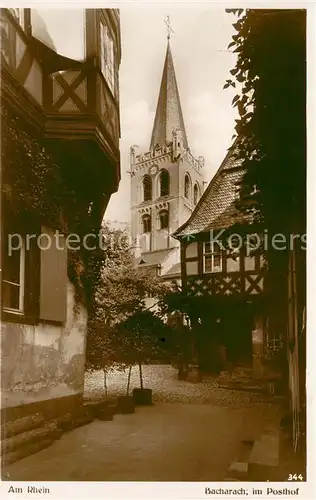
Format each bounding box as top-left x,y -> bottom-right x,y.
39,227 -> 67,323
2,234 -> 25,314
1,208 -> 40,324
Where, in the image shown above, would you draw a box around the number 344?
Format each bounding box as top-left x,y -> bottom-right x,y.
288,474 -> 304,481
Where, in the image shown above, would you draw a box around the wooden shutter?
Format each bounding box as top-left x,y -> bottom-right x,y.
39,226 -> 67,322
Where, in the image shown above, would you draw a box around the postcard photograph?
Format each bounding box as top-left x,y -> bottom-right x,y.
0,2 -> 312,498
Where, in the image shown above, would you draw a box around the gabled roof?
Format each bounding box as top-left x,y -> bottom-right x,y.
163,262 -> 181,278
149,41 -> 188,150
136,248 -> 174,267
173,141 -> 248,238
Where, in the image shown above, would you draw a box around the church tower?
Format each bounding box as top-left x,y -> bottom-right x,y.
130,35 -> 204,278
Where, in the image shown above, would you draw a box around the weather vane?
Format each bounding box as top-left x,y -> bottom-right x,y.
164,15 -> 174,40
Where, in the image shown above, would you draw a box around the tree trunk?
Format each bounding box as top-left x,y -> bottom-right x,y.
126,365 -> 132,396
139,362 -> 143,389
103,368 -> 108,399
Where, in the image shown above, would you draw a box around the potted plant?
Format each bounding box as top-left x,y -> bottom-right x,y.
115,309 -> 167,407
85,321 -> 123,420
117,364 -> 136,414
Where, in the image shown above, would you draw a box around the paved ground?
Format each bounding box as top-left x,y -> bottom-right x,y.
84,365 -> 277,407
3,365 -> 282,481
3,402 -> 281,482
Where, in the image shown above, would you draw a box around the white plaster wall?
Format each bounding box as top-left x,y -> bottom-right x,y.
1,281 -> 87,408
161,247 -> 180,276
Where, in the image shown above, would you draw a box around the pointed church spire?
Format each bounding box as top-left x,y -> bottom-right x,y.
149,34 -> 188,150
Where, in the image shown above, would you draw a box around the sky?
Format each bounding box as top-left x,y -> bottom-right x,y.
35,6 -> 238,226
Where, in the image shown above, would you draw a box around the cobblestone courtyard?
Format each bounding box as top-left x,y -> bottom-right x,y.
3,366 -> 281,481
84,364 -> 278,406
3,402 -> 281,482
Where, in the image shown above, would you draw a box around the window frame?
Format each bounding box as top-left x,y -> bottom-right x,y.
193,183 -> 199,205
184,174 -> 191,200
1,213 -> 40,325
142,214 -> 152,234
142,175 -> 152,202
100,21 -> 115,95
159,210 -> 169,230
2,237 -> 26,314
159,170 -> 170,197
203,241 -> 223,274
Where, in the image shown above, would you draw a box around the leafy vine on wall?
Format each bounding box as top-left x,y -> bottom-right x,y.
1,106 -> 105,311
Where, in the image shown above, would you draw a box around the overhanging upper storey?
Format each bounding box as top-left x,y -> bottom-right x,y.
1,8 -> 121,192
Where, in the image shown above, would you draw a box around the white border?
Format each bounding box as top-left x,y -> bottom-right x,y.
0,1 -> 315,499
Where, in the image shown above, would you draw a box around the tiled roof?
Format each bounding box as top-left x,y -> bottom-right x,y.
163,262 -> 181,277
174,142 -> 248,237
137,248 -> 174,267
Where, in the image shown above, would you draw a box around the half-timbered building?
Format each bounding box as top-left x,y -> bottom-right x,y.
173,144 -> 272,377
1,8 -> 121,462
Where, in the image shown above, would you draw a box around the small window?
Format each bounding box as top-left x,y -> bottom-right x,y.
142,214 -> 151,233
203,242 -> 222,273
143,175 -> 152,202
100,22 -> 115,94
159,210 -> 169,230
160,170 -> 169,197
193,183 -> 199,205
184,174 -> 191,199
2,235 -> 25,313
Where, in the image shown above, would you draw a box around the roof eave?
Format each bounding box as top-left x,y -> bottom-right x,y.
173,137 -> 241,239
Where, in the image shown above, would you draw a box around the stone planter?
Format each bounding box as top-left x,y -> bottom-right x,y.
98,406 -> 114,421
85,400 -> 109,419
186,366 -> 202,383
132,388 -> 152,406
117,396 -> 135,414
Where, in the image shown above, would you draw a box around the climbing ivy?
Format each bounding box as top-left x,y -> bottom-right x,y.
1,105 -> 106,311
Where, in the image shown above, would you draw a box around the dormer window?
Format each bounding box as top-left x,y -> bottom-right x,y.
143,175 -> 152,202
100,22 -> 114,94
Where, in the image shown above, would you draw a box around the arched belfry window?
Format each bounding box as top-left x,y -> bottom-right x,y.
159,210 -> 169,230
142,214 -> 151,233
194,183 -> 199,205
184,174 -> 191,200
160,170 -> 170,197
143,175 -> 152,202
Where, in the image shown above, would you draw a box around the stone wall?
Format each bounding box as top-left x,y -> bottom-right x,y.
1,281 -> 87,409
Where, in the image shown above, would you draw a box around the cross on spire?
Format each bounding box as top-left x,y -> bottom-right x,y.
164,15 -> 174,40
